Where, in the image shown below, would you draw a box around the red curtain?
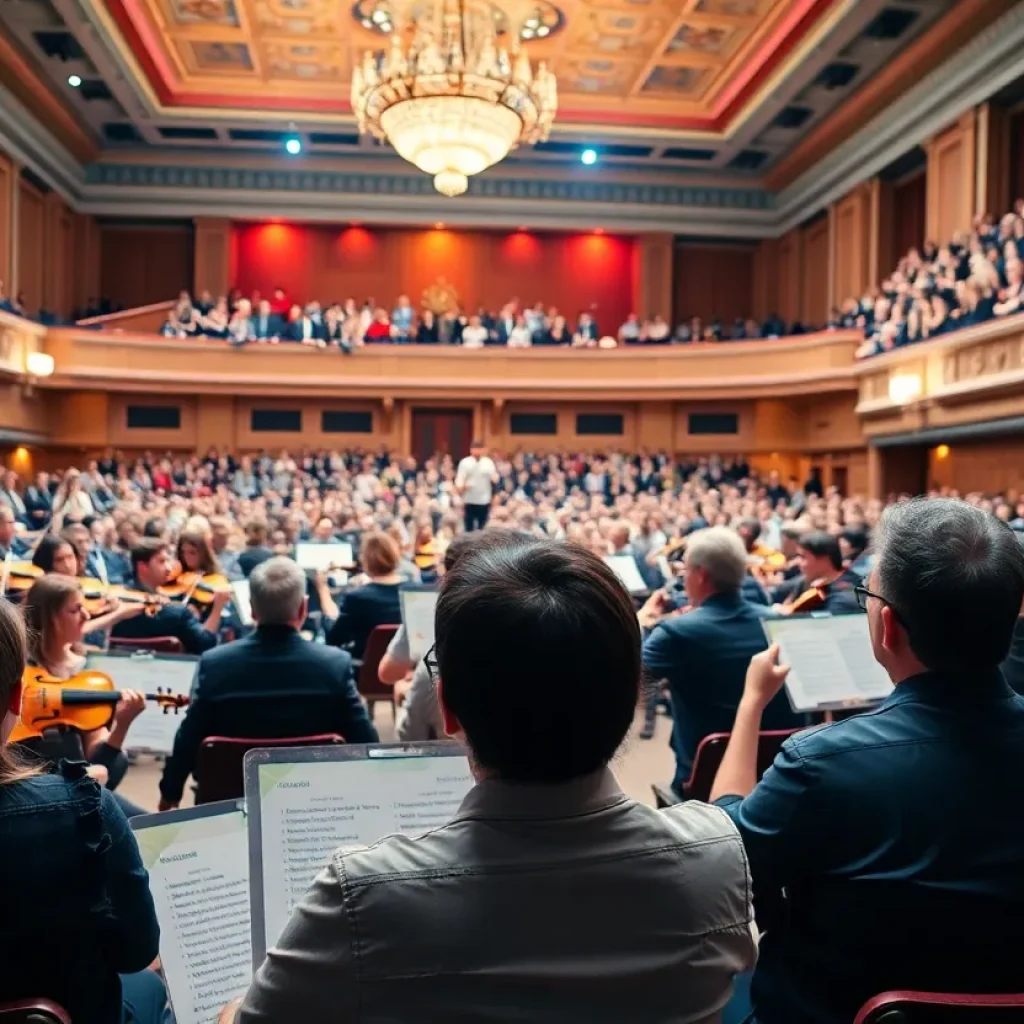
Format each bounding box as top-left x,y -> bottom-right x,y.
231,223 -> 637,335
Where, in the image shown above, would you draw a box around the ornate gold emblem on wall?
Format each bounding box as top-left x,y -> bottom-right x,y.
422,278 -> 460,314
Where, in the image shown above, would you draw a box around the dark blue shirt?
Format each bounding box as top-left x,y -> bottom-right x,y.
643,592 -> 802,791
0,762 -> 159,1023
718,670 -> 1024,1024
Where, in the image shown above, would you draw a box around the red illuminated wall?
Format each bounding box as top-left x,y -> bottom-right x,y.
231,223 -> 637,334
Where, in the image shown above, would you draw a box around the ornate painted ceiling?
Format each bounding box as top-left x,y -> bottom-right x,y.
0,0 -> 989,178
98,0 -> 834,130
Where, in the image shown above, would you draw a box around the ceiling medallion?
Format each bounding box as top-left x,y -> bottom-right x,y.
351,0 -> 560,197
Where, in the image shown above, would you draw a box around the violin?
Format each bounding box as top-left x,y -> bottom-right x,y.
785,578 -> 828,614
414,541 -> 438,571
159,571 -> 231,605
10,666 -> 189,743
103,585 -> 167,617
0,561 -> 43,593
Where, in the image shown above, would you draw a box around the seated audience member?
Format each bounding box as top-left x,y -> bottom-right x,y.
201,296 -> 230,339
251,299 -> 282,341
110,539 -> 230,654
460,313 -> 488,348
775,530 -> 861,614
0,506 -> 29,560
0,599 -> 167,1023
363,307 -> 392,343
324,532 -> 403,659
711,498 -> 1024,1024
618,313 -> 640,344
158,557 -> 377,809
572,311 -> 599,347
22,470 -> 53,529
391,294 -> 415,342
227,298 -> 253,346
236,537 -> 755,1022
238,518 -> 275,577
415,309 -> 439,344
642,527 -> 801,795
506,313 -> 533,348
541,313 -> 569,346
644,314 -> 670,342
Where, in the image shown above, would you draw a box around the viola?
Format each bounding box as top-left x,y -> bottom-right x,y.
10,666 -> 189,743
786,578 -> 828,614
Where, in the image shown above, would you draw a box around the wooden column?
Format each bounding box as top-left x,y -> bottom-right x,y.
70,213 -> 101,316
925,111 -> 978,242
777,228 -> 803,327
869,176 -> 893,288
0,153 -> 19,298
42,193 -> 73,318
751,238 -> 779,322
867,444 -> 883,501
634,233 -> 673,321
976,101 -> 1011,218
193,218 -> 233,297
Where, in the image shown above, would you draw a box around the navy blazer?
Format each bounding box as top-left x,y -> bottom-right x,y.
160,625 -> 378,802
643,592 -> 801,791
326,581 -> 403,660
110,599 -> 218,655
719,670 -> 1024,1024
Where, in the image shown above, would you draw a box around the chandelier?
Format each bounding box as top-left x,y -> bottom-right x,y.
351,0 -> 559,197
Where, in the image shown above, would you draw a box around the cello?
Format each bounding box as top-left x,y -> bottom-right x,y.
10,666 -> 188,744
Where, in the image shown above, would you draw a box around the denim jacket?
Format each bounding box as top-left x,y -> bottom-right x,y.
0,761 -> 160,1023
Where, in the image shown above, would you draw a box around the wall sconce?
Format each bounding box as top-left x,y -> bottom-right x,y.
22,350 -> 54,396
888,372 -> 922,404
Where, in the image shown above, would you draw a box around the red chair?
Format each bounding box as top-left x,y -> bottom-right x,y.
358,624 -> 399,722
855,991 -> 1024,1023
652,729 -> 800,807
194,733 -> 345,804
0,1000 -> 70,1024
109,636 -> 184,655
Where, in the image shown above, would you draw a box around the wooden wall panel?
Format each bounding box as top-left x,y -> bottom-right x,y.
832,184 -> 872,308
927,438 -> 1024,494
672,243 -> 756,325
47,392 -> 111,449
99,223 -> 194,309
1011,108 -> 1024,210
635,234 -> 673,320
752,238 -> 780,322
0,154 -> 12,295
232,224 -> 638,336
891,172 -> 926,266
777,229 -> 803,327
17,180 -> 44,316
194,218 -> 232,299
926,112 -> 977,243
43,195 -> 74,318
978,101 -> 1011,220
106,395 -> 199,450
801,218 -> 830,328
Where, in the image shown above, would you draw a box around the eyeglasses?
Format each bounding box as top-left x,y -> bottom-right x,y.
423,644 -> 438,684
854,584 -> 905,625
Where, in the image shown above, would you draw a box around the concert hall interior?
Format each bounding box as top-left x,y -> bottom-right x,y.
3,0 -> 1024,1021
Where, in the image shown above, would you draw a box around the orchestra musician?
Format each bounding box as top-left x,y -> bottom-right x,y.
110,539 -> 231,654
21,576 -> 147,802
774,531 -> 864,616
734,517 -> 776,607
0,597 -> 167,1023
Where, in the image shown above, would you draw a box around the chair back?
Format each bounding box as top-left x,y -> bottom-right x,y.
682,728 -> 799,802
109,635 -> 184,655
855,991 -> 1024,1023
359,624 -> 399,707
194,733 -> 345,804
0,1000 -> 71,1024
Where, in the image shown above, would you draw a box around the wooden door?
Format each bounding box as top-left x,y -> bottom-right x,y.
411,408 -> 473,464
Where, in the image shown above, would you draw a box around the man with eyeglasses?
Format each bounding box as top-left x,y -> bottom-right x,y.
709,497 -> 1024,1024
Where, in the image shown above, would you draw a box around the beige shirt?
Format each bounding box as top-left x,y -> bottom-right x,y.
239,768 -> 756,1023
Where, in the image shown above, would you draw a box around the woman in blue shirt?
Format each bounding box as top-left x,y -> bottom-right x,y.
0,598 -> 166,1023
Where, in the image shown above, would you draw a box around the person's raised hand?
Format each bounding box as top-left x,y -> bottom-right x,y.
638,589 -> 670,630
212,587 -> 234,610
743,644 -> 790,709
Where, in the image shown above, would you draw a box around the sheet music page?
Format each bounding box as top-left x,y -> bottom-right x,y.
84,654 -> 196,754
764,616 -> 894,711
604,554 -> 647,595
254,753 -> 472,959
400,590 -> 439,662
231,580 -> 253,627
294,542 -> 354,571
132,805 -> 251,1024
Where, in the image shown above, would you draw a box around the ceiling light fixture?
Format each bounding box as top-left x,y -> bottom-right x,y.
352,0 -> 558,197
285,135 -> 302,156
68,74 -> 82,88
581,148 -> 597,165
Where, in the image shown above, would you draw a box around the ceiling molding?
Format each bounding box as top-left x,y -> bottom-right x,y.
774,0 -> 1024,232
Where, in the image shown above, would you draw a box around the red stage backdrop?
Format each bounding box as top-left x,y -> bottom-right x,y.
231,223 -> 637,335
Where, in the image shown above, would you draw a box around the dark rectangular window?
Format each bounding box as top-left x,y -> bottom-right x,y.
576,413 -> 624,436
688,412 -> 739,435
126,405 -> 180,430
322,410 -> 373,433
251,409 -> 301,432
510,413 -> 557,435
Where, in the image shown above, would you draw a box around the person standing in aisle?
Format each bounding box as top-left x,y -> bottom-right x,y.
456,440 -> 499,532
